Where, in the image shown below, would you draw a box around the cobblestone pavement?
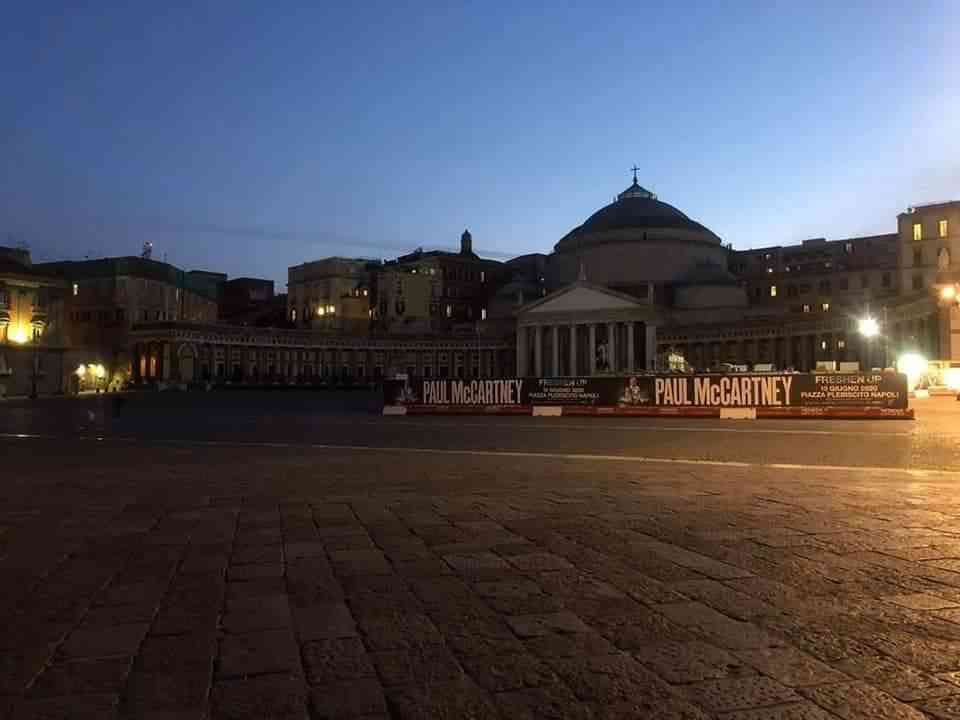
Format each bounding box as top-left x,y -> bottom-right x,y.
5,436 -> 960,719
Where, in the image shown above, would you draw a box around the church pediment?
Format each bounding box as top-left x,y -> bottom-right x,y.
519,283 -> 646,315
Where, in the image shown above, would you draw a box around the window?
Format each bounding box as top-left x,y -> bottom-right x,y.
844,242 -> 853,254
882,272 -> 891,288
838,339 -> 846,349
766,267 -> 773,274
481,308 -> 487,320
753,287 -> 762,298
838,277 -> 849,291
446,304 -> 452,318
940,219 -> 949,238
72,283 -> 78,296
116,308 -> 125,322
480,271 -> 485,283
291,308 -> 297,322
799,284 -> 811,294
787,285 -> 798,297
769,285 -> 777,297
821,302 -> 830,312
913,223 -> 923,241
861,274 -> 870,289
818,279 -> 831,293
820,340 -> 827,350
802,304 -> 811,313
913,248 -> 923,266
912,274 -> 923,291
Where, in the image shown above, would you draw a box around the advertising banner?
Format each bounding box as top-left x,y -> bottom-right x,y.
384,372 -> 909,410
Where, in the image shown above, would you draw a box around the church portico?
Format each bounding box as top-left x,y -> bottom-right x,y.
516,281 -> 660,378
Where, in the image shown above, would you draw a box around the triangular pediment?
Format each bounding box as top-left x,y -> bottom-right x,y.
519,282 -> 644,315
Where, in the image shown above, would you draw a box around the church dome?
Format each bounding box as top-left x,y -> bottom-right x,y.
555,178 -> 721,253
546,173 -> 729,290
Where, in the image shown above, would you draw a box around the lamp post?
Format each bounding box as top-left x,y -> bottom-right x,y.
858,315 -> 880,370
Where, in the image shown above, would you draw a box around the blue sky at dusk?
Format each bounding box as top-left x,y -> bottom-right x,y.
2,2 -> 957,288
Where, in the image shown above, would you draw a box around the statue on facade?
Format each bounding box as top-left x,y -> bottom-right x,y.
938,247 -> 950,270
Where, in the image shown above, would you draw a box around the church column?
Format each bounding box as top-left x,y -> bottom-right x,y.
161,342 -> 172,381
644,324 -> 657,370
516,326 -> 527,376
569,324 -> 577,376
607,322 -> 616,373
534,325 -> 543,378
589,324 -> 597,375
627,322 -> 635,371
551,325 -> 559,377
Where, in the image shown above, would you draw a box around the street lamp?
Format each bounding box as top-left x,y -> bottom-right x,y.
857,315 -> 882,371
858,316 -> 880,338
941,285 -> 958,303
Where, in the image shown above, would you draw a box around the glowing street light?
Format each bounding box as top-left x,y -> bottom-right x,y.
858,316 -> 880,338
941,285 -> 957,302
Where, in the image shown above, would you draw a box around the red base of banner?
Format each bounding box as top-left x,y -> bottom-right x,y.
394,405 -> 914,419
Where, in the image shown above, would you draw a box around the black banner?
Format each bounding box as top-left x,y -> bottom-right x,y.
384,373 -> 908,409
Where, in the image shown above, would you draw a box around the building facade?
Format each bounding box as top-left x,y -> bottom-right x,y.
513,176 -> 960,377
130,322 -> 514,385
287,257 -> 373,332
0,247 -> 69,397
36,256 -> 219,387
383,230 -> 511,324
112,176 -> 960,387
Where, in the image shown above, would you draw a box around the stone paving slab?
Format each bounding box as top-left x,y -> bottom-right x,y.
6,440 -> 960,718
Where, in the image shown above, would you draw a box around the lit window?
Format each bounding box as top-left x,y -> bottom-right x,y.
291,308 -> 297,322
72,283 -> 78,296
820,340 -> 827,350
802,304 -> 811,313
940,219 -> 949,238
480,271 -> 485,283
838,339 -> 846,349
913,223 -> 923,241
821,303 -> 830,312
481,308 -> 487,320
317,306 -> 325,316
446,305 -> 452,318
769,285 -> 777,297
766,267 -> 773,274
363,289 -> 368,297
327,304 -> 335,314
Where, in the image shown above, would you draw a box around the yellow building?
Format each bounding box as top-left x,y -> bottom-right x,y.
0,247 -> 68,397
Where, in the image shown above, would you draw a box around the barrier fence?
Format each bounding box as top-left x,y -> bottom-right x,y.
383,372 -> 912,419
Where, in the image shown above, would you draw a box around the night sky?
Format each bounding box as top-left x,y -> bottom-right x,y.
2,2 -> 957,288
